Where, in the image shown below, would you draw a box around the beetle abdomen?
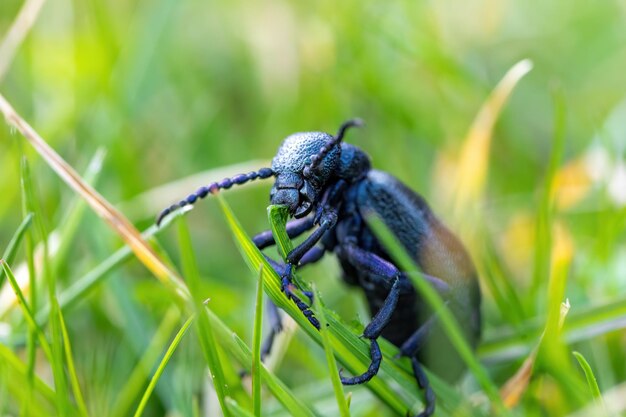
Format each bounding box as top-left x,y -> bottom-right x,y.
356,170 -> 430,255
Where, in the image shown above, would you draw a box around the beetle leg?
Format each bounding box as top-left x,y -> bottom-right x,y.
410,357 -> 435,417
260,299 -> 283,360
395,315 -> 437,358
314,180 -> 347,224
340,277 -> 401,385
261,245 -> 327,354
253,216 -> 315,249
253,215 -> 325,329
335,242 -> 403,383
340,339 -> 382,385
280,265 -> 321,329
286,210 -> 337,265
275,210 -> 337,329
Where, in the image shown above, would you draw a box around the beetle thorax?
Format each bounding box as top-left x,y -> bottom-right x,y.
272,132 -> 340,179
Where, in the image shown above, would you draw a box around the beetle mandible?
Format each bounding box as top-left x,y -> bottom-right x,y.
157,120 -> 481,417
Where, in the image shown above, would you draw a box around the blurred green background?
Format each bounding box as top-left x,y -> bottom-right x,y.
1,0 -> 625,416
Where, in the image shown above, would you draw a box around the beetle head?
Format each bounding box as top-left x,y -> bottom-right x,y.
270,132 -> 340,218
270,119 -> 363,218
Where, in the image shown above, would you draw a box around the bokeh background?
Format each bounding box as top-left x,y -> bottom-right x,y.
1,0 -> 625,416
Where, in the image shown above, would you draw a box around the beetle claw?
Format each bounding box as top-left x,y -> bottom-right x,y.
339,339 -> 382,385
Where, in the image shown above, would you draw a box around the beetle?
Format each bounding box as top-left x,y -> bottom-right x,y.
157,120 -> 481,417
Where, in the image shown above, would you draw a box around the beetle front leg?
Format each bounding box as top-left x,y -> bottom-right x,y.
279,210 -> 338,329
280,264 -> 320,329
253,216 -> 315,249
253,216 -> 323,329
411,357 -> 435,417
271,181 -> 345,326
262,246 -> 326,337
255,247 -> 326,371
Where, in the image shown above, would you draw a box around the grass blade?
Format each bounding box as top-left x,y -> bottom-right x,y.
0,260 -> 53,363
573,351 -> 604,408
51,149 -> 107,275
268,205 -> 292,258
0,344 -> 56,416
530,90 -> 566,310
0,260 -> 80,415
111,307 -> 181,417
478,240 -> 526,326
0,212 -> 33,287
58,310 -> 90,417
252,266 -> 264,417
37,224 -> 164,323
316,288 -> 350,417
28,218 -> 177,342
537,222 -> 587,404
177,217 -> 231,417
228,324 -> 319,417
20,154 -> 39,406
226,397 -> 256,417
21,155 -> 70,416
0,150 -> 106,318
132,315 -> 194,417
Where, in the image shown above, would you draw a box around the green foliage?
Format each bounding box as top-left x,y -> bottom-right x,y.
133,314 -> 194,417
573,351 -> 603,407
1,0 -> 626,416
252,265 -> 264,417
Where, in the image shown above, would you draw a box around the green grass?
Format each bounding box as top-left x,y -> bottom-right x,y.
1,0 -> 626,416
252,265 -> 265,417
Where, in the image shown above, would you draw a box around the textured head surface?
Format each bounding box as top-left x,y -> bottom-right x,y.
271,132 -> 340,183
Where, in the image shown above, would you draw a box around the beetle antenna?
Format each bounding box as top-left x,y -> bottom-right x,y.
156,167 -> 274,226
335,118 -> 364,144
305,118 -> 364,177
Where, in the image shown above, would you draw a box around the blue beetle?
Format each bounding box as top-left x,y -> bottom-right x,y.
157,120 -> 481,417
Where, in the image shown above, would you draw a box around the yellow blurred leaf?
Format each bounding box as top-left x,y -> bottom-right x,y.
500,300 -> 570,408
551,222 -> 574,274
442,59 -> 533,213
500,222 -> 572,409
551,158 -> 593,210
499,212 -> 536,278
545,222 -> 573,338
500,353 -> 535,408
